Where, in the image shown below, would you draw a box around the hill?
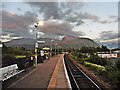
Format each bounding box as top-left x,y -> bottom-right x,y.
4,36 -> 98,49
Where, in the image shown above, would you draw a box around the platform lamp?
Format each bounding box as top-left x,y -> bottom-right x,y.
55,43 -> 58,55
34,21 -> 44,67
50,39 -> 54,56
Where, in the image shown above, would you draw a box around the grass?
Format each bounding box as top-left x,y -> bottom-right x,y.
84,61 -> 106,72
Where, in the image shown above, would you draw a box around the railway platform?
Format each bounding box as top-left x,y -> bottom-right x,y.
47,54 -> 70,89
7,54 -> 70,89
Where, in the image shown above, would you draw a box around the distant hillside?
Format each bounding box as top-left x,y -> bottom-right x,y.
4,38 -> 60,49
60,36 -> 98,48
4,38 -> 34,49
4,36 -> 98,49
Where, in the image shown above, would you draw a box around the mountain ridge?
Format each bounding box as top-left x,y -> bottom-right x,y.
4,36 -> 98,49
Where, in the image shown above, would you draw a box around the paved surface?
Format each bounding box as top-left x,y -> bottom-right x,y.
47,54 -> 69,89
9,55 -> 60,88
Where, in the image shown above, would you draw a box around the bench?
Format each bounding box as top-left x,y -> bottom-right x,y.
0,64 -> 25,81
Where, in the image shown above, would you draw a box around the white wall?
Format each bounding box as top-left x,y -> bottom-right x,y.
98,53 -> 117,58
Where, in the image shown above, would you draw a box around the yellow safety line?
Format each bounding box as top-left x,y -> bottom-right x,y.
47,55 -> 62,89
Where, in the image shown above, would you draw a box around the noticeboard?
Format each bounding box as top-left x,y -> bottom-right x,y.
40,50 -> 44,56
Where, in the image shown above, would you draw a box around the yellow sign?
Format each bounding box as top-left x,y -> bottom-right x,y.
42,47 -> 50,50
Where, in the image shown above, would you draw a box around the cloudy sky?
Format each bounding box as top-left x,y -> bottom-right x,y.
1,0 -> 119,48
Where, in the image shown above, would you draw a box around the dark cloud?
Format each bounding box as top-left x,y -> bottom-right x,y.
24,2 -> 85,25
99,31 -> 119,40
25,2 -> 116,25
64,14 -> 84,26
2,1 -> 86,39
80,12 -> 99,21
2,1 -> 116,41
37,20 -> 85,36
2,10 -> 38,38
3,28 -> 35,39
75,12 -> 117,24
2,10 -> 38,30
25,2 -> 60,19
95,38 -> 119,49
94,31 -> 119,48
2,9 -> 84,39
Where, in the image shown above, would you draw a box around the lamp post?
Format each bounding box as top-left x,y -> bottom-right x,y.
34,21 -> 44,67
50,40 -> 54,56
55,44 -> 57,55
57,45 -> 59,54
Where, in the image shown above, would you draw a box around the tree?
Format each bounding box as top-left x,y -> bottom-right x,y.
80,46 -> 97,54
101,45 -> 110,52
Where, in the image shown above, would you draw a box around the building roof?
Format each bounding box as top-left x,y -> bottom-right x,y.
111,48 -> 120,51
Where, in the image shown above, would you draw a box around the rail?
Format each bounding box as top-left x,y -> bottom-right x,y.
64,54 -> 101,90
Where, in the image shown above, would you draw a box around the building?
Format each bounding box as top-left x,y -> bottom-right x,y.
97,48 -> 120,58
98,53 -> 117,58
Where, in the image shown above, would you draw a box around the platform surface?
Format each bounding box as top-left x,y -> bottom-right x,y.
8,54 -> 69,89
48,54 -> 69,89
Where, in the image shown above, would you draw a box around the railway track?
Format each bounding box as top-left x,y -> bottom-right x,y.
64,54 -> 101,90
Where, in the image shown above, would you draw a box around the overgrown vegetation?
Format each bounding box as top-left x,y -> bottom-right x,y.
71,46 -> 120,89
2,43 -> 34,68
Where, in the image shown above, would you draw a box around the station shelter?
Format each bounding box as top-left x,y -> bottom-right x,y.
42,47 -> 50,60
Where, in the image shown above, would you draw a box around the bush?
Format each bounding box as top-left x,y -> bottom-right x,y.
115,60 -> 120,70
25,51 -> 33,57
82,58 -> 90,61
2,54 -> 16,67
77,59 -> 84,64
117,72 -> 120,89
88,55 -> 108,66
